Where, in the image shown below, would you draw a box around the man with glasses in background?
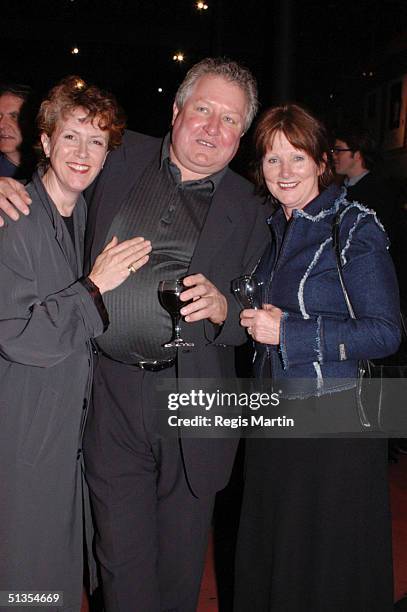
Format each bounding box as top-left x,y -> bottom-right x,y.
332,125 -> 405,286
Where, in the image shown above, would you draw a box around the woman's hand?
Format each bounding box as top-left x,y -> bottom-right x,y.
240,304 -> 283,345
89,236 -> 152,294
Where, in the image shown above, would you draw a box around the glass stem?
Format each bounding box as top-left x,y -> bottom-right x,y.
173,315 -> 182,341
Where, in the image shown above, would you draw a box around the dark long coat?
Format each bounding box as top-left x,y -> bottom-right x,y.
0,173 -> 104,611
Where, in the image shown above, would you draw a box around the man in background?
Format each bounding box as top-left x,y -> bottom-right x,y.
332,125 -> 396,229
0,83 -> 36,180
333,125 -> 406,303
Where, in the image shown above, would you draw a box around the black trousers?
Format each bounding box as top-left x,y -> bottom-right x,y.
83,355 -> 214,612
234,424 -> 393,611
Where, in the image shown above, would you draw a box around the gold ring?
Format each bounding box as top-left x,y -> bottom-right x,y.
128,263 -> 137,274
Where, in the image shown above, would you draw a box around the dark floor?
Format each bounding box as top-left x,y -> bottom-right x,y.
82,451 -> 407,611
198,452 -> 407,611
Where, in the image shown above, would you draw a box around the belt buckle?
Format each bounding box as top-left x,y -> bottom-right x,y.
138,359 -> 175,372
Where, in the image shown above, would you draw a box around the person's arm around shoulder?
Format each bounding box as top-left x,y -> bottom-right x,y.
0,177 -> 32,226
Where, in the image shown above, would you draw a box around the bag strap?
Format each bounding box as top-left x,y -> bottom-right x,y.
332,211 -> 374,428
333,211 -> 407,339
332,212 -> 356,319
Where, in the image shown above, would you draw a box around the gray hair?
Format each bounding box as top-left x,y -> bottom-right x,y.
174,57 -> 258,133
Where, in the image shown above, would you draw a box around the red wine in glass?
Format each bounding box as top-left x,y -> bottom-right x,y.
158,279 -> 194,348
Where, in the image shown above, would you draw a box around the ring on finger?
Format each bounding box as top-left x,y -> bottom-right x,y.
128,263 -> 137,274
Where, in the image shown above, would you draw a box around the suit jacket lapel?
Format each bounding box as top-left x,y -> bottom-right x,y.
32,172 -> 80,278
85,147 -> 136,265
188,173 -> 236,274
72,195 -> 87,277
85,136 -> 160,267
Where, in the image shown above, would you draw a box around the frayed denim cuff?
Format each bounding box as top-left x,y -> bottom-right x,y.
280,311 -> 321,368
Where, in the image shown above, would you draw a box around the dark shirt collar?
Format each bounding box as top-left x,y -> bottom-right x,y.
159,132 -> 226,193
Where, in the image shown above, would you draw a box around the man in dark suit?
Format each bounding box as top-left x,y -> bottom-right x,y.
332,126 -> 398,231
332,125 -> 406,305
0,58 -> 270,611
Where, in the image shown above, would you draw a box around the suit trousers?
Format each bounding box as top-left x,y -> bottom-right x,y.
83,354 -> 214,612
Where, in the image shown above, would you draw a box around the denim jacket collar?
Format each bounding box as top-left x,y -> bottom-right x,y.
267,183 -> 344,228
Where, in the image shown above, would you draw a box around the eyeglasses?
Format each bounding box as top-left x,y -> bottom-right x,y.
331,147 -> 353,154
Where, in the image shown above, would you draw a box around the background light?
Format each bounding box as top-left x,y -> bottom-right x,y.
173,53 -> 184,62
71,47 -> 79,55
158,87 -> 163,93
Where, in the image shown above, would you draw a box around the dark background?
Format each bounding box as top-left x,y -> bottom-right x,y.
2,0 -> 407,145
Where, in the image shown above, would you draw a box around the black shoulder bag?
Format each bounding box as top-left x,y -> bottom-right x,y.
332,212 -> 407,433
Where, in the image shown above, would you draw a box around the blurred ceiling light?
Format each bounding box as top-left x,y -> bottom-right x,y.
173,53 -> 184,62
71,47 -> 80,55
196,1 -> 209,9
158,87 -> 163,93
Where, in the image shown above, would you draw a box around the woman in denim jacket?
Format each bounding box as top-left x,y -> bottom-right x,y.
234,104 -> 400,611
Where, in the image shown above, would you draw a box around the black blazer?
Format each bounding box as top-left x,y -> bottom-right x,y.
84,130 -> 272,496
346,172 -> 399,236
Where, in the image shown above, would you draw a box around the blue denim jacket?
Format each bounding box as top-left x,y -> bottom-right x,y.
254,183 -> 401,398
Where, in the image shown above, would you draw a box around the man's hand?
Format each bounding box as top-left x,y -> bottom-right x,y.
240,304 -> 282,345
180,273 -> 227,325
0,178 -> 32,226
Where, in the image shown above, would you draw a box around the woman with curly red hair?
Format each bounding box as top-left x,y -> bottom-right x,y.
0,76 -> 151,609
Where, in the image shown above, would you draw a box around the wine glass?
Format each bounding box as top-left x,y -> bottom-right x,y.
158,279 -> 194,348
231,274 -> 264,309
